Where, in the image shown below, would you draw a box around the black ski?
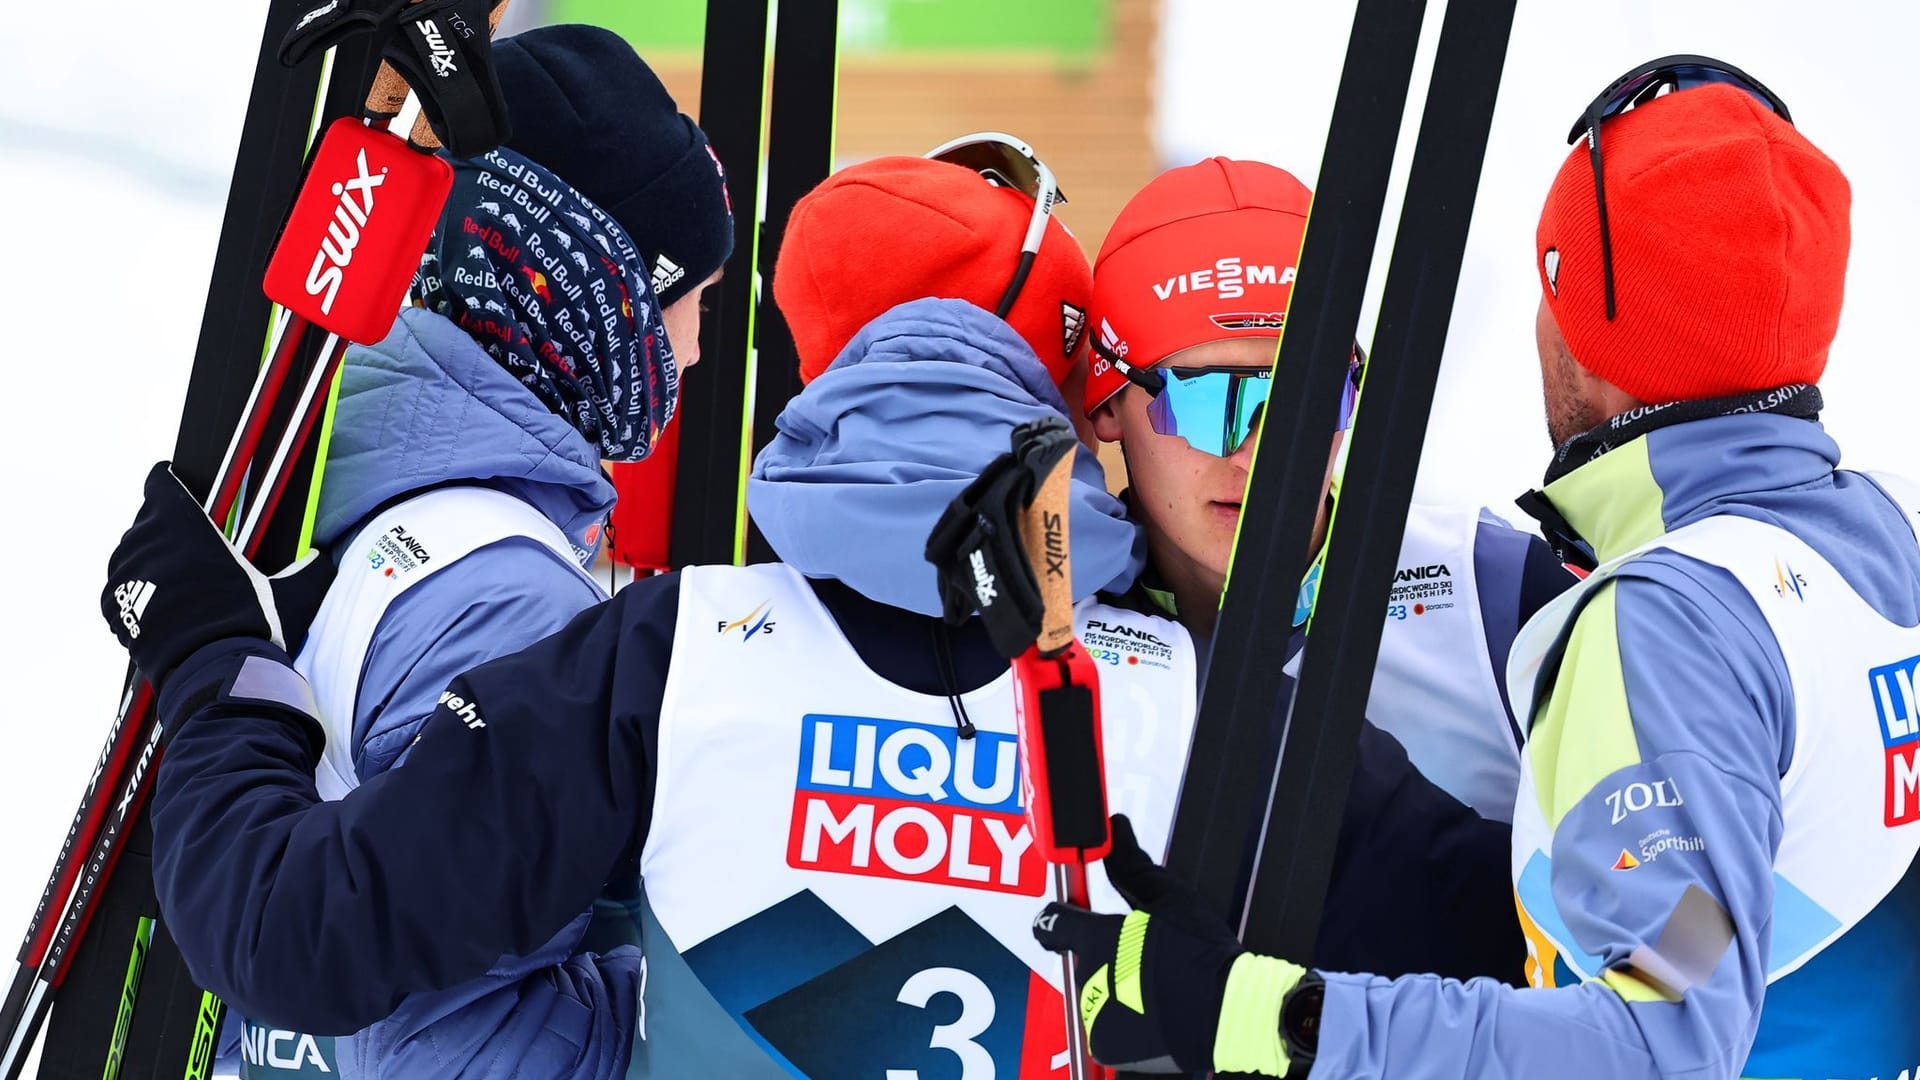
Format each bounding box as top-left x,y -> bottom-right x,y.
745,0 -> 841,565
2,7 -> 337,1077
1237,0 -> 1518,956
669,0 -> 777,568
1160,0 -> 1432,936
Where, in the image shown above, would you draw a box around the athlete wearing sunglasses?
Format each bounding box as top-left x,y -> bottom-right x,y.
1084,154 -> 1574,821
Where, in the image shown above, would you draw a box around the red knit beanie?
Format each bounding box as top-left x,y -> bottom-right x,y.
774,155 -> 1093,386
1084,158 -> 1313,415
1536,83 -> 1851,403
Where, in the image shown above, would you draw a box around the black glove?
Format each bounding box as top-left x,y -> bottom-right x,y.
102,463 -> 336,687
1033,815 -> 1311,1077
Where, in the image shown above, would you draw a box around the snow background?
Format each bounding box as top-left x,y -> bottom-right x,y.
0,0 -> 1912,1064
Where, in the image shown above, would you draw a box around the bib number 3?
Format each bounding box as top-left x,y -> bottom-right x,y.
886,967 -> 997,1080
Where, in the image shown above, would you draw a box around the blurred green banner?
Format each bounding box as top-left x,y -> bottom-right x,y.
549,0 -> 1108,56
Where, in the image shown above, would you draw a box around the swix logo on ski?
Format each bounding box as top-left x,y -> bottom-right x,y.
304,149 -> 388,316
1868,653 -> 1920,826
1153,257 -> 1294,302
787,714 -> 1044,896
416,19 -> 458,77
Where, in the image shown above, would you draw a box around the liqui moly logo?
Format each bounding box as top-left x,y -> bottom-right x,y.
1870,653 -> 1920,827
787,714 -> 1043,895
304,148 -> 388,316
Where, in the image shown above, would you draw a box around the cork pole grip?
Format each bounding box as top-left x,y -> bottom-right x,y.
361,0 -> 514,150
1018,452 -> 1076,657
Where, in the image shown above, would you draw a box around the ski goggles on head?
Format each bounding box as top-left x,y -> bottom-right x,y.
1101,344 -> 1366,457
925,132 -> 1066,318
1568,55 -> 1791,321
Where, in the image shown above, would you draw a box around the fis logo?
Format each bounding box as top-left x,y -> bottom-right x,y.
718,601 -> 776,642
788,714 -> 1042,895
1869,654 -> 1920,826
305,148 -> 388,316
113,580 -> 155,640
1153,257 -> 1294,302
1773,558 -> 1808,601
416,19 -> 458,77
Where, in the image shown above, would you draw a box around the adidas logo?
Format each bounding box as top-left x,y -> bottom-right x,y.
1062,302 -> 1087,357
1098,317 -> 1128,359
651,253 -> 686,296
114,580 -> 156,640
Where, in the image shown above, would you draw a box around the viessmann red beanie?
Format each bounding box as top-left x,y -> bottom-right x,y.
1536,82 -> 1851,403
1083,158 -> 1314,416
774,155 -> 1094,386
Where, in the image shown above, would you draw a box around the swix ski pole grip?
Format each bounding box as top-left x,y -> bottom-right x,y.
1017,440 -> 1075,658
366,0 -> 515,150
261,119 -> 453,345
1005,419 -> 1109,1080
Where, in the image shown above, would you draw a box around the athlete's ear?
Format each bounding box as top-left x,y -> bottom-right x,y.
1090,395 -> 1126,444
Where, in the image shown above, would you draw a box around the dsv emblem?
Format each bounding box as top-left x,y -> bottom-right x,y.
305,148 -> 389,315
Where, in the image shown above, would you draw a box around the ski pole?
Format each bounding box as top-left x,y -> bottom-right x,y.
1005,420 -> 1112,1080
925,416 -> 1113,1080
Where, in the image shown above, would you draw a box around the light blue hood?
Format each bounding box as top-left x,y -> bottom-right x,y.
749,298 -> 1145,616
312,307 -> 615,560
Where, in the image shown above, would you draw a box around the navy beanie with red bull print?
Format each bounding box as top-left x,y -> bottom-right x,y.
413,146 -> 677,463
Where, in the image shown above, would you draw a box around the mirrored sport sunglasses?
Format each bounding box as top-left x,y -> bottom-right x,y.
925,131 -> 1066,319
1567,55 -> 1791,320
1099,343 -> 1367,458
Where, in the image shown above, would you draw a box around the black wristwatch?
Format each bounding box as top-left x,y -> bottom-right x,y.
1279,970 -> 1325,1077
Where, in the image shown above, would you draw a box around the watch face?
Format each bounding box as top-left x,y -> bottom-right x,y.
1281,974 -> 1326,1059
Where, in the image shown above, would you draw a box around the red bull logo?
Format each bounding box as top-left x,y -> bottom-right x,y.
520,265 -> 553,304
787,715 -> 1043,895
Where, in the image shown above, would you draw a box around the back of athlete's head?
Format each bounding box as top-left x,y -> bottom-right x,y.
774,155 -> 1093,387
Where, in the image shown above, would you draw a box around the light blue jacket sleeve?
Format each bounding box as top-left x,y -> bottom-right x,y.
1310,560 -> 1793,1080
350,538 -> 607,776
340,540 -> 638,1079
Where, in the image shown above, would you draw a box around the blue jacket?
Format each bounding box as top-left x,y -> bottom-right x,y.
312,306 -> 614,779
1315,414 -> 1920,1080
232,306 -> 632,1077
